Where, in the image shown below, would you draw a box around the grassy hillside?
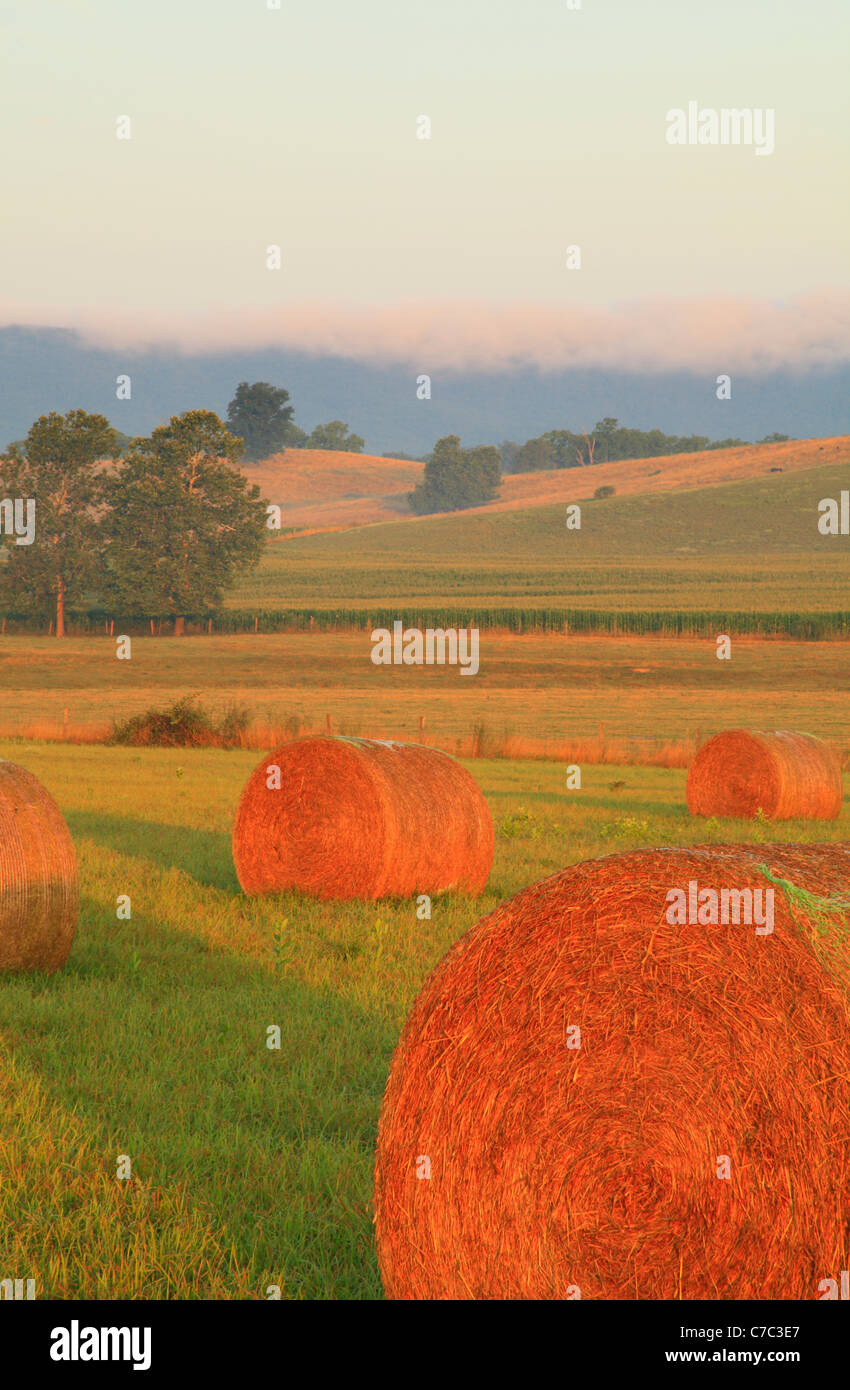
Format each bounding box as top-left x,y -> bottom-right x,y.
246,449 -> 420,528
233,458 -> 850,614
246,435 -> 848,531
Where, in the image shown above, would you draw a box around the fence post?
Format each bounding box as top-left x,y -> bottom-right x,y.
326,713 -> 334,734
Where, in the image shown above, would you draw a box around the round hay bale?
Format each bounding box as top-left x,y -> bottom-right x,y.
687,729 -> 842,820
374,842 -> 850,1299
232,736 -> 494,900
0,760 -> 78,973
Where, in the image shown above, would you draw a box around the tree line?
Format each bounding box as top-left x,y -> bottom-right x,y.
498,420 -> 790,473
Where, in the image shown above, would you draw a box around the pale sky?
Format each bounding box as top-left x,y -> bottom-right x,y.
1,0 -> 848,367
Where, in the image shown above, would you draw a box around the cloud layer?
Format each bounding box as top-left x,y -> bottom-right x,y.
2,291 -> 849,374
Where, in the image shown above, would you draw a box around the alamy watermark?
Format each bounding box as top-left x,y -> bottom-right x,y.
50,1321 -> 151,1371
0,498 -> 36,545
666,103 -> 775,156
371,621 -> 479,676
818,490 -> 849,535
665,880 -> 774,934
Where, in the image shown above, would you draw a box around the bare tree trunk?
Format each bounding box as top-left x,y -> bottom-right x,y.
174,616 -> 185,637
56,579 -> 66,638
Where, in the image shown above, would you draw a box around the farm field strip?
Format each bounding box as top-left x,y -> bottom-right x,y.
232,458 -> 850,614
1,634 -> 847,749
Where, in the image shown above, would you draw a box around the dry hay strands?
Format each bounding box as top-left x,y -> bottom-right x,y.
0,760 -> 78,973
374,842 -> 850,1300
687,729 -> 843,821
232,735 -> 494,900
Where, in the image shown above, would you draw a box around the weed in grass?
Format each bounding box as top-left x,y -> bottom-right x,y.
599,815 -> 651,840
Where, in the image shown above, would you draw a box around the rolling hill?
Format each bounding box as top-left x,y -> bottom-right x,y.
232,449 -> 850,618
246,435 -> 850,532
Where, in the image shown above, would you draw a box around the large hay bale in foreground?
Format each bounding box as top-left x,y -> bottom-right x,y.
0,761 -> 78,973
687,729 -> 842,820
375,843 -> 850,1299
233,736 -> 494,899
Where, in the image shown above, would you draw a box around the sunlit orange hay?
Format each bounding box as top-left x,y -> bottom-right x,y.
687,729 -> 842,820
0,760 -> 78,972
374,842 -> 850,1300
232,736 -> 494,900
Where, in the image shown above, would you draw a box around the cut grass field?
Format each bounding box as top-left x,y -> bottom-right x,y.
234,456 -> 850,615
1,740 -> 847,1298
1,632 -> 848,754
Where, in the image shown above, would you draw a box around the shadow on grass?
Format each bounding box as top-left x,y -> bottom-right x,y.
1,891 -> 392,1299
65,811 -> 240,893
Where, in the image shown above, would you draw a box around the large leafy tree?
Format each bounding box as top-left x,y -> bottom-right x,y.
104,410 -> 268,633
0,409 -> 117,635
305,420 -> 365,453
225,381 -> 295,461
408,436 -> 501,514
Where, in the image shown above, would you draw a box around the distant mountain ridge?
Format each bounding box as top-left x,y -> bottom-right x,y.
2,324 -> 849,456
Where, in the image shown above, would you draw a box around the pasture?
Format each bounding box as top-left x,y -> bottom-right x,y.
0,632 -> 848,756
235,458 -> 850,615
1,740 -> 847,1298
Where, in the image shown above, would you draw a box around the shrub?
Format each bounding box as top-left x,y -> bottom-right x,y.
111,696 -> 248,748
593,485 -> 616,499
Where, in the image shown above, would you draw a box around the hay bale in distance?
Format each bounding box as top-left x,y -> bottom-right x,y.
232,736 -> 494,900
687,729 -> 842,820
374,843 -> 850,1299
0,760 -> 78,973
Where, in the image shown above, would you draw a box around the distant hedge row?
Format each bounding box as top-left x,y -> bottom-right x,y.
2,608 -> 848,640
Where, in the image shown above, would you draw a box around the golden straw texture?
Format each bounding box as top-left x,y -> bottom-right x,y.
686,729 -> 842,820
375,843 -> 850,1299
233,736 -> 494,899
0,760 -> 78,973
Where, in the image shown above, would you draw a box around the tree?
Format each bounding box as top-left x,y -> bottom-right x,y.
513,437 -> 554,472
593,418 -> 619,463
408,436 -> 501,514
498,440 -> 521,473
104,410 -> 268,633
226,382 -> 295,461
0,409 -> 117,636
305,420 -> 365,453
542,430 -> 584,469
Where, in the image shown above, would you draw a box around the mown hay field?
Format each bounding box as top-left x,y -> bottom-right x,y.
0,633 -> 848,754
1,741 -> 847,1298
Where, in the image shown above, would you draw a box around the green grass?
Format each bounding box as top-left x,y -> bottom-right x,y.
231,460 -> 850,617
1,741 -> 848,1298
